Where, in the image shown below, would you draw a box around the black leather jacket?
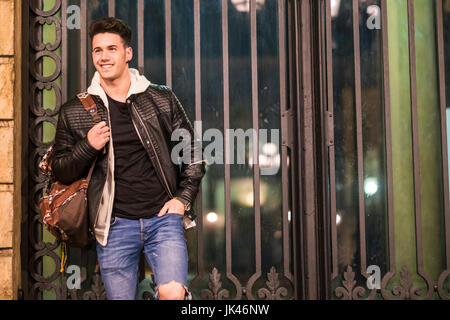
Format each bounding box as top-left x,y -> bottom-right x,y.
52,84 -> 205,241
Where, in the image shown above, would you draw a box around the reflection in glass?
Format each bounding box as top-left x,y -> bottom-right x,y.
330,0 -> 389,296
230,0 -> 265,12
257,0 -> 284,278
331,0 -> 360,275
228,0 -> 255,285
358,0 -> 388,275
199,0 -> 225,292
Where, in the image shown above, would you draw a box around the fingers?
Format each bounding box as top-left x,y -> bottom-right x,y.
157,199 -> 185,217
102,133 -> 110,142
95,122 -> 110,140
158,203 -> 169,217
87,121 -> 111,150
95,121 -> 107,129
100,125 -> 110,134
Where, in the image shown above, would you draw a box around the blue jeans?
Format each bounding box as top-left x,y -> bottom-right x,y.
96,213 -> 191,300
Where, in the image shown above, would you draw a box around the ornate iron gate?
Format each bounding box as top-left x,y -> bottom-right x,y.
21,0 -> 306,300
322,0 -> 450,300
22,0 -> 450,301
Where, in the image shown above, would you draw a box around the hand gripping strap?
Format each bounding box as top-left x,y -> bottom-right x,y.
76,92 -> 102,173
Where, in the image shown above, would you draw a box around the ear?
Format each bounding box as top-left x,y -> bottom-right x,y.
126,46 -> 133,63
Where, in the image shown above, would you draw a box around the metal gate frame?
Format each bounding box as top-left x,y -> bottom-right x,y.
20,0 -> 332,300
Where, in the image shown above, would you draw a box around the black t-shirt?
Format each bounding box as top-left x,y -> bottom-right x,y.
108,95 -> 170,219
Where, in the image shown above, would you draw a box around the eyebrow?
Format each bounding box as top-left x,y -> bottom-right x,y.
93,45 -> 118,51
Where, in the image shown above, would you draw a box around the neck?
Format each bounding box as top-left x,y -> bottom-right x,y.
100,69 -> 131,103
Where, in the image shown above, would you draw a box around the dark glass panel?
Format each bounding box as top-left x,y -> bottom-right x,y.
256,0 -> 283,275
358,0 -> 388,274
228,0 -> 255,284
143,0 -> 166,85
331,0 -> 360,274
171,0 -> 195,121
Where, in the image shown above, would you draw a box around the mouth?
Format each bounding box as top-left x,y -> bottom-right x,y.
99,64 -> 114,70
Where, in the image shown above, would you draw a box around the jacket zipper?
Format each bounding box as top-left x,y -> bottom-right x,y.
130,102 -> 174,199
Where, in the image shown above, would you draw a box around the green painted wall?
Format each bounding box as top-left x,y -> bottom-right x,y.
414,0 -> 445,283
388,0 -> 445,298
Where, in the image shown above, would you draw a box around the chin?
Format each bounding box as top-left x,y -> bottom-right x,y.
98,72 -> 118,81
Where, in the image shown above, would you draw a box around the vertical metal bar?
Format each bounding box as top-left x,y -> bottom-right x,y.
80,0 -> 87,91
61,0 -> 67,102
246,0 -> 261,300
299,0 -> 319,300
222,0 -> 231,280
222,0 -> 242,299
316,0 -> 332,299
165,0 -> 172,87
325,0 -> 338,281
352,0 -> 368,276
138,0 -> 144,74
251,0 -> 261,274
278,0 -> 293,283
436,0 -> 450,269
223,0 -> 230,281
193,3 -> 203,295
108,0 -> 115,17
36,0 -> 44,301
288,0 -> 305,300
380,0 -> 397,298
60,0 -> 69,297
21,0 -> 31,299
194,0 -> 201,121
407,0 -> 434,299
185,0 -> 204,296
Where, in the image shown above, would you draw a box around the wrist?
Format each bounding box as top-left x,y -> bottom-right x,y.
173,197 -> 191,212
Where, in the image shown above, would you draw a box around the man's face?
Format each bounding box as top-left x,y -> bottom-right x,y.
92,32 -> 132,82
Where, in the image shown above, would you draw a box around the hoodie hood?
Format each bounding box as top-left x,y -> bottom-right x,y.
87,68 -> 151,108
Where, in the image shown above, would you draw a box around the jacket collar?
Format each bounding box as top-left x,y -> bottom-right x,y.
87,68 -> 151,108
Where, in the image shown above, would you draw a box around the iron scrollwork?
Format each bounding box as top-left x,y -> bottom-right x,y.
27,0 -> 105,300
437,270 -> 450,300
334,265 -> 450,300
201,268 -> 230,300
334,266 -> 374,300
257,267 -> 289,300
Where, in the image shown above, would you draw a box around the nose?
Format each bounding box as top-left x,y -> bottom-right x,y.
99,50 -> 110,62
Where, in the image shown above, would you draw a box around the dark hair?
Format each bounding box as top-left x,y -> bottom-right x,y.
89,17 -> 132,47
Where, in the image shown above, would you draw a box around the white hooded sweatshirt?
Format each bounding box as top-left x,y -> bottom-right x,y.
87,68 -> 151,246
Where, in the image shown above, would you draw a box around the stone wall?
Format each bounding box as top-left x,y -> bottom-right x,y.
0,0 -> 21,300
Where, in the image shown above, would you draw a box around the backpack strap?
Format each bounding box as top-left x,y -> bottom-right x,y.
76,92 -> 106,155
76,92 -> 102,123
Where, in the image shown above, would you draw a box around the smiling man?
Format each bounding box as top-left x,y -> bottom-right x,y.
52,17 -> 205,300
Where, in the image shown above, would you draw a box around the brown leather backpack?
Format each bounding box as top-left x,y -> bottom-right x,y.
39,93 -> 100,253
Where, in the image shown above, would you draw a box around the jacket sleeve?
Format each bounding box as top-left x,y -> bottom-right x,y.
170,91 -> 206,205
52,106 -> 99,185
